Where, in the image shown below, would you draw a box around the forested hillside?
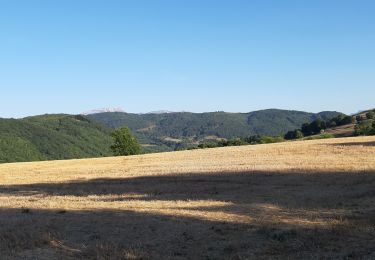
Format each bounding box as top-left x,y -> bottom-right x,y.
0,115 -> 112,163
88,109 -> 343,151
0,109 -> 344,163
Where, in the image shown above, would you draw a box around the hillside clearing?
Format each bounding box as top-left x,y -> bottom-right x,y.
1,136 -> 375,259
324,123 -> 356,137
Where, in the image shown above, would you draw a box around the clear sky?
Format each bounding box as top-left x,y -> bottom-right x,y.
0,0 -> 374,118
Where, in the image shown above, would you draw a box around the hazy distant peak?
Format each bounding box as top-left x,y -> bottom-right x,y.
81,108 -> 124,115
146,110 -> 176,114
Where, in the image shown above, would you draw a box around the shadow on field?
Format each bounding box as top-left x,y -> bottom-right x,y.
328,141 -> 375,147
1,170 -> 375,259
2,171 -> 375,208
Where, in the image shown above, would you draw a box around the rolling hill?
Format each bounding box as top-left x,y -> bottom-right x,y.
1,136 -> 375,259
0,114 -> 112,163
88,109 -> 343,151
301,109 -> 375,139
0,109 -> 343,163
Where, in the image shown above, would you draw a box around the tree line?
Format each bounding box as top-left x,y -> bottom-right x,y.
110,110 -> 375,156
355,111 -> 375,136
284,114 -> 354,140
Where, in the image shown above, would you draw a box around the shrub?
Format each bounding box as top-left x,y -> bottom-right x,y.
244,135 -> 262,144
198,142 -> 219,149
304,133 -> 335,140
226,138 -> 248,146
260,136 -> 284,144
295,130 -> 304,139
284,130 -> 304,140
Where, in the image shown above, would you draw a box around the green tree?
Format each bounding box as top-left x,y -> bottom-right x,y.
366,112 -> 375,119
295,129 -> 304,139
355,121 -> 373,136
244,135 -> 262,144
301,119 -> 325,136
284,129 -> 304,140
110,127 -> 141,156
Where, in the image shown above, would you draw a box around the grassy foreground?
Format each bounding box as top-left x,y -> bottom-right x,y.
1,136 -> 375,259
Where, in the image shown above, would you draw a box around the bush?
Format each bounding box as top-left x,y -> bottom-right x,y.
198,142 -> 219,149
260,136 -> 284,144
190,134 -> 285,151
243,135 -> 284,144
304,133 -> 335,140
284,129 -> 304,140
244,135 -> 262,144
226,138 -> 249,146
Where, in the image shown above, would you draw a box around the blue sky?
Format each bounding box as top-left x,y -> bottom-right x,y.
0,0 -> 374,118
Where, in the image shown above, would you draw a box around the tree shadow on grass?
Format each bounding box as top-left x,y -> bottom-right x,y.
328,141 -> 375,147
1,170 -> 375,259
1,170 -> 375,208
1,205 -> 374,260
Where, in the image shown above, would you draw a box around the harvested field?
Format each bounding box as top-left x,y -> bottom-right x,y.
1,136 -> 375,259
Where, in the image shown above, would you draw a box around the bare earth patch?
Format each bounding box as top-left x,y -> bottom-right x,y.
1,136 -> 375,259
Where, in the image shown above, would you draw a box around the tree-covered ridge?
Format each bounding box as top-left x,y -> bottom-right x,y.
89,109 -> 342,137
284,109 -> 375,140
0,109 -> 345,163
88,109 -> 343,151
0,114 -> 112,163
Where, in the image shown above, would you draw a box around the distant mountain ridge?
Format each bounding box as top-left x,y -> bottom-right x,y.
87,109 -> 343,152
146,110 -> 176,114
0,109 -> 344,163
81,108 -> 124,115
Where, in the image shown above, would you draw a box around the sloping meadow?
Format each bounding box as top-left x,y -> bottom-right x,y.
1,136 -> 375,259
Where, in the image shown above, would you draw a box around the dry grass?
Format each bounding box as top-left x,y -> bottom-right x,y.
325,123 -> 356,137
1,136 -> 375,259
